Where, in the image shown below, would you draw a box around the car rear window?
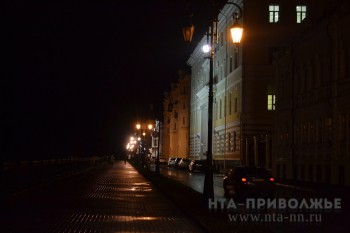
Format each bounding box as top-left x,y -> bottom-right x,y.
235,168 -> 271,178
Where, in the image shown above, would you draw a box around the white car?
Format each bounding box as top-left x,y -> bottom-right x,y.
167,157 -> 176,167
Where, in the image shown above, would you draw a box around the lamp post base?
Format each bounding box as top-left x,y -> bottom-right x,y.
155,160 -> 160,175
202,166 -> 214,208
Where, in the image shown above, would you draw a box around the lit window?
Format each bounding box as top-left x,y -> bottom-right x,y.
269,5 -> 279,23
296,5 -> 307,23
267,95 -> 276,110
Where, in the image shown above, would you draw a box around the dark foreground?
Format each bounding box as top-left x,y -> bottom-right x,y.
0,160 -> 349,233
0,161 -> 205,233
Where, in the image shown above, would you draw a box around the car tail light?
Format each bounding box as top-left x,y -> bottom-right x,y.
269,177 -> 275,182
241,177 -> 247,182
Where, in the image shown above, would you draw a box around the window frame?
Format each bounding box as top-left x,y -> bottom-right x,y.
269,5 -> 280,23
296,5 -> 307,23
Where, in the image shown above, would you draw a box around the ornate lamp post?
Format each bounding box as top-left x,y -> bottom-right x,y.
183,1 -> 243,207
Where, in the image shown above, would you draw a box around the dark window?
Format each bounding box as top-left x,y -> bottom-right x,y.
325,165 -> 331,183
234,97 -> 238,112
308,164 -> 313,181
234,52 -> 238,69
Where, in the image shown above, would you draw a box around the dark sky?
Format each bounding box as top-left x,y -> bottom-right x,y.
3,1 -> 217,160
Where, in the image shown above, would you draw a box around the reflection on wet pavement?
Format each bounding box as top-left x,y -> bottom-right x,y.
150,164 -> 224,198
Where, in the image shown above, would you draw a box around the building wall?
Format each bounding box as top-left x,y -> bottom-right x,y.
274,2 -> 350,186
188,0 -> 336,172
163,70 -> 191,159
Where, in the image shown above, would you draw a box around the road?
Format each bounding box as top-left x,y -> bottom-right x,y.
149,163 -> 350,233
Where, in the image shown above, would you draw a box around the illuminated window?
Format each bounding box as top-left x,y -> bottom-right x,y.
267,95 -> 276,110
296,5 -> 307,23
269,5 -> 279,23
267,85 -> 275,110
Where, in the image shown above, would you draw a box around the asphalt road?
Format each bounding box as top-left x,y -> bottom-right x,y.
149,163 -> 350,233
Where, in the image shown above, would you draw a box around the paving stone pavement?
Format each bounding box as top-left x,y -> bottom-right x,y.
48,161 -> 206,233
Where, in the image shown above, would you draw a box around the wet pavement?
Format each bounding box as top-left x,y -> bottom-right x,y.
0,161 -> 206,233
149,164 -> 224,197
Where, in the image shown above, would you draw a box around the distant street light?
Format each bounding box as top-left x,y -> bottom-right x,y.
135,122 -> 153,168
182,1 -> 243,207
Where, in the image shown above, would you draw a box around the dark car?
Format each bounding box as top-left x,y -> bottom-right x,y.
177,158 -> 191,170
223,167 -> 275,199
189,160 -> 206,172
173,158 -> 182,169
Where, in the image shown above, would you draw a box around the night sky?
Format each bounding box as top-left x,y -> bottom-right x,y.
3,1 -> 216,160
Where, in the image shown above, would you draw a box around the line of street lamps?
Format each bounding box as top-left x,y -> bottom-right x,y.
135,122 -> 153,168
126,121 -> 162,172
125,1 -> 243,209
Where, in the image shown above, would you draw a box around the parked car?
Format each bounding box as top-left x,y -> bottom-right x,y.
177,158 -> 191,170
168,157 -> 176,167
173,158 -> 182,169
189,160 -> 206,172
223,166 -> 275,199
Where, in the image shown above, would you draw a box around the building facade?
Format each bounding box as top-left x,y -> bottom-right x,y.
163,70 -> 191,159
188,0 -> 334,172
274,1 -> 350,185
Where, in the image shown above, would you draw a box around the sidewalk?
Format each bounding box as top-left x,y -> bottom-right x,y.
50,161 -> 207,233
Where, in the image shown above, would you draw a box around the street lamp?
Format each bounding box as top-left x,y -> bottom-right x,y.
135,122 -> 153,168
183,1 -> 243,207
